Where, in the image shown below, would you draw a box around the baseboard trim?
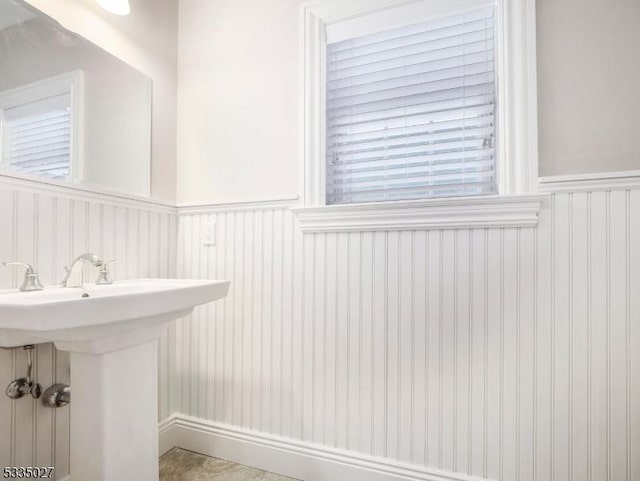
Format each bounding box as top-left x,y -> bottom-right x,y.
159,414 -> 494,481
159,415 -> 178,456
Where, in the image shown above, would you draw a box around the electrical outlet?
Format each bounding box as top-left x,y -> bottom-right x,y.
204,221 -> 216,246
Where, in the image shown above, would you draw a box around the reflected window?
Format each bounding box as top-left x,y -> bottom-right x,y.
0,70 -> 82,182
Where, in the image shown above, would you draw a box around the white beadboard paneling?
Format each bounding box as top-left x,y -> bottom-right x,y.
427,229 -> 442,468
172,184 -> 640,481
360,230 -> 375,456
0,178 -> 176,480
534,196 -> 551,481
630,189 -> 640,481
609,190 -> 630,481
440,229 -> 455,472
397,231 -> 412,463
553,193 -> 571,481
372,230 -> 387,459
469,228 -> 487,477
589,191 -> 609,481
570,193 -> 589,481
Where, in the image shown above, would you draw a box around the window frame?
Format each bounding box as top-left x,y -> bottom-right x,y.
0,70 -> 84,184
295,0 -> 544,231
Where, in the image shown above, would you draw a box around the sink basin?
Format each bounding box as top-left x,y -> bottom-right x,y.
0,278 -> 229,481
0,278 -> 229,352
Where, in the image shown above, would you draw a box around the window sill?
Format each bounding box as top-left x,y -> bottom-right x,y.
291,194 -> 548,232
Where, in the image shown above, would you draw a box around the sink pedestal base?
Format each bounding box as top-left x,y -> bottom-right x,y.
68,338 -> 159,481
0,279 -> 230,480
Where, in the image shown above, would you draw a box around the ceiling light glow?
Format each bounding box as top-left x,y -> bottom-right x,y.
96,0 -> 130,16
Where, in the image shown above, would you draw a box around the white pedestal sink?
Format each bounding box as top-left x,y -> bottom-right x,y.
0,279 -> 230,481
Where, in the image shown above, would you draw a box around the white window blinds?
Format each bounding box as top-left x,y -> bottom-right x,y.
326,7 -> 497,205
1,93 -> 72,180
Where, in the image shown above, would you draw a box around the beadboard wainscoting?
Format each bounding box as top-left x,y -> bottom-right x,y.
0,177 -> 177,481
169,185 -> 640,481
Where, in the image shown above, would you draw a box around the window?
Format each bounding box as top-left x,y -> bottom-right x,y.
326,8 -> 496,204
295,0 -> 543,231
0,71 -> 83,182
2,93 -> 72,180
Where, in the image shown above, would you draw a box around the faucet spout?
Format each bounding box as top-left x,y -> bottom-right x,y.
61,253 -> 104,288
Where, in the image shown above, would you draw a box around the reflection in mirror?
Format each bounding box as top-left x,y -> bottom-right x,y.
0,0 -> 152,197
0,71 -> 82,182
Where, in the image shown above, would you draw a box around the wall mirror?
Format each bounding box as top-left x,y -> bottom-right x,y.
0,0 -> 152,197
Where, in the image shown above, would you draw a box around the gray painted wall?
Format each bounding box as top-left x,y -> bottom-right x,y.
537,0 -> 640,176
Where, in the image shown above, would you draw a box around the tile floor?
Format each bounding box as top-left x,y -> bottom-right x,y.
159,448 -> 300,481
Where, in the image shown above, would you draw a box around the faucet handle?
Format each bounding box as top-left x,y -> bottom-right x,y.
4,261 -> 34,272
95,260 -> 117,285
3,261 -> 44,292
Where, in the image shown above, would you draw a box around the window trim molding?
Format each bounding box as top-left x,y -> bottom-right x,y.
292,193 -> 547,232
0,70 -> 85,183
494,0 -> 539,195
297,0 -> 540,231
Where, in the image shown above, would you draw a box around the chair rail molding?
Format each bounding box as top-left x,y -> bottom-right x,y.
0,172 -> 175,213
539,170 -> 640,193
177,197 -> 300,214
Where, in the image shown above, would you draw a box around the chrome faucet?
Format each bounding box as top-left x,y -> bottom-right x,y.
61,253 -> 104,288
